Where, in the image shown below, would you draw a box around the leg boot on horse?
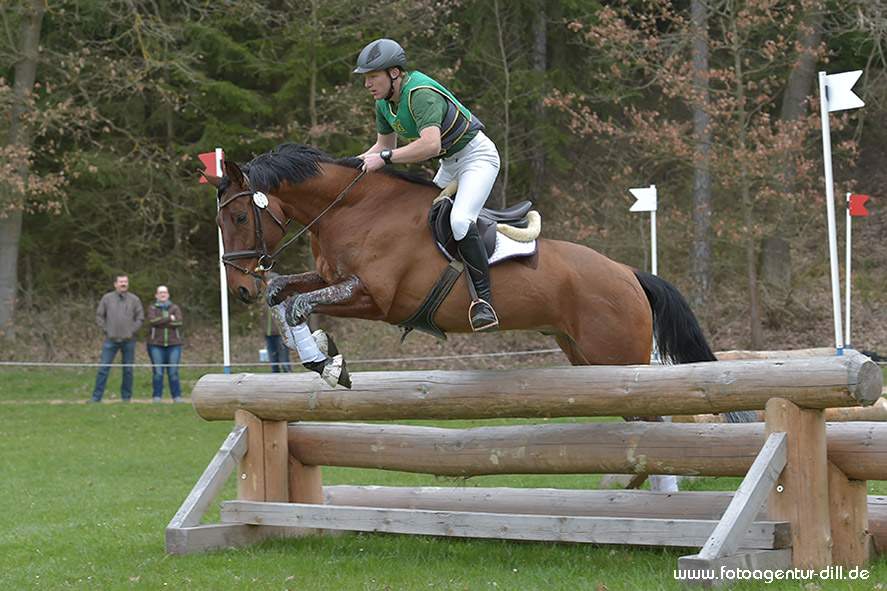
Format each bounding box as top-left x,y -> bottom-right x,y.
457,221 -> 499,332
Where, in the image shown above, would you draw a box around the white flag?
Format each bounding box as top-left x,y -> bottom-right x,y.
629,185 -> 657,212
825,70 -> 865,112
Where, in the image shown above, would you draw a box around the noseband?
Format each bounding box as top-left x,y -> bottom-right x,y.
217,168 -> 367,280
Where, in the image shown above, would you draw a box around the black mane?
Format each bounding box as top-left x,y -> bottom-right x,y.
221,142 -> 439,194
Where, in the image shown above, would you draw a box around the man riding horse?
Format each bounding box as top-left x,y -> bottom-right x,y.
355,38 -> 501,333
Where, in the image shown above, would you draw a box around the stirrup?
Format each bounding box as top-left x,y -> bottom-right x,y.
468,299 -> 499,332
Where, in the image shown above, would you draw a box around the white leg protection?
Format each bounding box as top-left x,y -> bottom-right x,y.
649,474 -> 679,492
291,322 -> 325,364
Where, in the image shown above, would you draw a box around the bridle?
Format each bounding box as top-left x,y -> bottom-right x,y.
217,168 -> 367,279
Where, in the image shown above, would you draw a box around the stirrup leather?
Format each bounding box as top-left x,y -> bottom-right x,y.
468,299 -> 499,332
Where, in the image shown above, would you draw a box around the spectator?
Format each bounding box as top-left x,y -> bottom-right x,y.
146,285 -> 185,402
263,273 -> 291,373
88,273 -> 144,403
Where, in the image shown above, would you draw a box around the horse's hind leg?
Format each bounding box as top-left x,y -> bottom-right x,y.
555,333 -> 677,492
553,333 -> 589,365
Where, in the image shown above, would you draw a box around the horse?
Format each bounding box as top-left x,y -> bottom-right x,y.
204,142 -> 754,429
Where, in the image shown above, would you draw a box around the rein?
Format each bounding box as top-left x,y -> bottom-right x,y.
218,168 -> 367,278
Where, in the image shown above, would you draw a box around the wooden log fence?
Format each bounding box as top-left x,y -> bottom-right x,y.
168,353 -> 884,587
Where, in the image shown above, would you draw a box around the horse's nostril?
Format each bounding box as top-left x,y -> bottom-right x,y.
238,286 -> 252,302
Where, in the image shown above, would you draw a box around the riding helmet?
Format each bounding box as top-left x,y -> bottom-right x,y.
353,39 -> 407,74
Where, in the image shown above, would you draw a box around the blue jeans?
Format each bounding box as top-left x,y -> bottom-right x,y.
264,335 -> 291,373
92,340 -> 137,401
147,344 -> 183,399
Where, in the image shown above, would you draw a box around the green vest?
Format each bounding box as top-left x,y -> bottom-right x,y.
377,71 -> 484,157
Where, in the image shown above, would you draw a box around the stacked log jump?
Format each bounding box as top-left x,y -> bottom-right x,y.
167,352 -> 884,587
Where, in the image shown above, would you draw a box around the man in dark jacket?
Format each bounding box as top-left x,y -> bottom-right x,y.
88,274 -> 144,403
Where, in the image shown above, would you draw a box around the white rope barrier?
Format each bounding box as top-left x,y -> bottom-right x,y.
0,348 -> 565,369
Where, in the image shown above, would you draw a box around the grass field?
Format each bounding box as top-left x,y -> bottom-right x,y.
1,365 -> 886,590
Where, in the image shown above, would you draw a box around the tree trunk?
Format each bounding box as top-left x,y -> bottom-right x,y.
0,0 -> 45,338
493,0 -> 510,208
761,3 -> 824,291
530,0 -> 547,200
731,18 -> 763,348
690,0 -> 712,306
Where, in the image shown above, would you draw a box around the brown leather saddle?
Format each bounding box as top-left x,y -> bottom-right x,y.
430,197 -> 534,261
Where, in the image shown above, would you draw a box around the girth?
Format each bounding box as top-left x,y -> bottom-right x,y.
396,197 -> 535,341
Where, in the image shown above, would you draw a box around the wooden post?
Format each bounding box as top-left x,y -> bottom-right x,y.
765,398 -> 833,569
827,461 -> 871,565
263,420 -> 290,503
288,456 -> 323,504
236,410 -> 265,502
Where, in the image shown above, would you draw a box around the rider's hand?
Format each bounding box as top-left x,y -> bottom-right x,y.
362,152 -> 385,172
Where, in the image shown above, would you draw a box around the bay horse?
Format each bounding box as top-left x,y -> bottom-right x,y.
205,142 -> 752,427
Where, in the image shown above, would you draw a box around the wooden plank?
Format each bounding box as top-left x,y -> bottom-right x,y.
285,421 -> 887,481
191,353 -> 882,421
167,424 -> 247,530
827,462 -> 871,565
766,398 -> 833,569
698,432 -> 786,560
165,523 -> 310,556
678,549 -> 793,588
220,501 -> 790,549
323,486 -> 741,520
263,420 -> 289,502
236,410 -> 265,502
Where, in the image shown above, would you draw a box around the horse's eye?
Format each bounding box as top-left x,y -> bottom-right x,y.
235,213 -> 248,225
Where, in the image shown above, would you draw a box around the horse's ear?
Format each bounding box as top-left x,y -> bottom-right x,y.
200,171 -> 222,188
225,160 -> 249,189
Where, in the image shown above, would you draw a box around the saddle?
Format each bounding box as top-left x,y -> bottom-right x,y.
430,197 -> 534,261
396,192 -> 539,342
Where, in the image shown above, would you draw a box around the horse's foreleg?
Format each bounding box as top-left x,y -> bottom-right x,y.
285,275 -> 383,325
266,271 -> 329,306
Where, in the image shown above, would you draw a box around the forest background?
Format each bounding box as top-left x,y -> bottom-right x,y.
1,0 -> 886,367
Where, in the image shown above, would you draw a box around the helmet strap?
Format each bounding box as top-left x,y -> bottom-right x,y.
384,68 -> 401,101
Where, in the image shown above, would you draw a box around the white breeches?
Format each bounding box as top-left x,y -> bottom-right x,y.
433,131 -> 501,240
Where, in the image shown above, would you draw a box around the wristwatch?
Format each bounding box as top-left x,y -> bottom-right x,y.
380,149 -> 393,165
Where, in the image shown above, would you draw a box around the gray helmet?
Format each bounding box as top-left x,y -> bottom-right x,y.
353,39 -> 407,74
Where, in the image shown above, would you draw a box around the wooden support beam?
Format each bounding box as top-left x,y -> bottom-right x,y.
220,500 -> 790,549
236,410 -> 265,502
322,486 -> 740,519
284,421 -> 887,481
263,420 -> 289,502
192,354 -> 882,422
678,550 -> 793,588
827,462 -> 871,565
167,424 -> 247,531
696,432 -> 787,560
766,398 -> 833,569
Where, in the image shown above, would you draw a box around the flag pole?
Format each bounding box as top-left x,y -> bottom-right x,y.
215,148 -> 232,374
844,192 -> 852,348
818,72 -> 844,355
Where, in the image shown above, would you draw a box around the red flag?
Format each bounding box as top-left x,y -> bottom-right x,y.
198,151 -> 223,182
848,194 -> 869,216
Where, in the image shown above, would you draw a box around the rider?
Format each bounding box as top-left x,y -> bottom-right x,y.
355,38 -> 500,332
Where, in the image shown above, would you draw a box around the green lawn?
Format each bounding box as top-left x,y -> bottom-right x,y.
1,367 -> 885,590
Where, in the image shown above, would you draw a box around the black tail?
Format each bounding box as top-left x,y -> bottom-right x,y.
634,270 -> 757,424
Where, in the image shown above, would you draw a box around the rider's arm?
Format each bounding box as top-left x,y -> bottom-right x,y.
359,133 -> 397,159
386,126 -> 441,163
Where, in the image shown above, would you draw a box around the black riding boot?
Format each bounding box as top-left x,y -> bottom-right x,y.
456,222 -> 499,332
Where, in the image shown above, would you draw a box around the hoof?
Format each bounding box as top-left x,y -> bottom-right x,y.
303,354 -> 351,389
